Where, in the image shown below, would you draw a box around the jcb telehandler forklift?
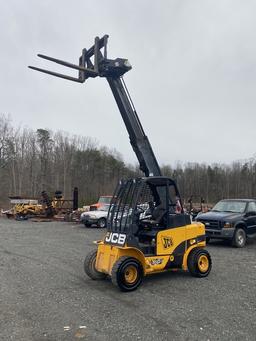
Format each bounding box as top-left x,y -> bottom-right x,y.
29,35 -> 212,291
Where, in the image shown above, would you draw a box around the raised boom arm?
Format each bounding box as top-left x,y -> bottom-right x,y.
29,35 -> 161,177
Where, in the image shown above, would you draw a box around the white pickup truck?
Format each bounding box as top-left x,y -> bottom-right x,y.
80,205 -> 109,228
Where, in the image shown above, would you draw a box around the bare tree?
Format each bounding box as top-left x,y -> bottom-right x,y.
36,129 -> 53,191
0,115 -> 256,208
0,114 -> 15,169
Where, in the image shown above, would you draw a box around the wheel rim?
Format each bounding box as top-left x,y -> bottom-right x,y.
124,265 -> 138,284
237,231 -> 245,245
198,255 -> 209,273
99,219 -> 105,228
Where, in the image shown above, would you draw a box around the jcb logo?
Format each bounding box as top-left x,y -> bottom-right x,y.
149,258 -> 163,265
162,236 -> 173,249
105,232 -> 126,246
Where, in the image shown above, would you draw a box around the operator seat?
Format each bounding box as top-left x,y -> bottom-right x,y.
151,204 -> 167,225
140,203 -> 167,227
137,203 -> 167,245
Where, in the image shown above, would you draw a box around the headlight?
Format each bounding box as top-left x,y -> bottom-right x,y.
223,222 -> 232,228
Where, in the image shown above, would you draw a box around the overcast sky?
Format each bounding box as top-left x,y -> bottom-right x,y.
1,1 -> 256,167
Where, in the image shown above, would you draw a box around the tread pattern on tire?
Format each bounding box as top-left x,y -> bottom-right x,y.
111,256 -> 127,287
97,218 -> 106,228
84,249 -> 106,280
111,256 -> 143,291
187,248 -> 212,278
232,228 -> 246,248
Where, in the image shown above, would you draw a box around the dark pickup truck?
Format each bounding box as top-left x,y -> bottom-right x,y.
196,199 -> 256,247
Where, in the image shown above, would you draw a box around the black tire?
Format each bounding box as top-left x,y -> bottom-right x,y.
15,214 -> 28,221
97,218 -> 106,228
111,256 -> 143,292
84,250 -> 107,280
232,228 -> 246,248
188,248 -> 212,278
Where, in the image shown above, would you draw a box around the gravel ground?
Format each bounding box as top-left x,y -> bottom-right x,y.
0,217 -> 255,341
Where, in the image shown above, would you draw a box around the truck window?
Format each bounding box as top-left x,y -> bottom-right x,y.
247,202 -> 256,213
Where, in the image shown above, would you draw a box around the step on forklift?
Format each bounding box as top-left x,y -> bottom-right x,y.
29,35 -> 212,291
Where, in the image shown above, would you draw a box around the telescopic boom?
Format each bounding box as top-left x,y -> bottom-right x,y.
29,35 -> 161,177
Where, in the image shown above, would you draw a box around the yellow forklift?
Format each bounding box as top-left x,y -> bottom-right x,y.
29,35 -> 212,291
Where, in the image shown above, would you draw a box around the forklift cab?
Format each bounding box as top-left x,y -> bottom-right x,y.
107,177 -> 191,251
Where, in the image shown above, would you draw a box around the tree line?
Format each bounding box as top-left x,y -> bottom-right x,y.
0,114 -> 136,208
161,161 -> 256,204
0,114 -> 255,208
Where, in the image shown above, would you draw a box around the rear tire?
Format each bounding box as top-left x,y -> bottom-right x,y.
188,248 -> 212,277
111,256 -> 143,292
232,228 -> 246,248
84,250 -> 107,280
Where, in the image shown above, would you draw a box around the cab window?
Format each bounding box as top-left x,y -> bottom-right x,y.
246,202 -> 256,213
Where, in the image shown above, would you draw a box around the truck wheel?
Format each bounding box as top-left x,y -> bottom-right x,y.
84,250 -> 107,280
188,248 -> 212,278
97,218 -> 106,228
111,256 -> 143,292
15,213 -> 29,221
232,228 -> 246,248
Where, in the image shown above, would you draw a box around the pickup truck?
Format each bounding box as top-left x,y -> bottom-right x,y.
80,204 -> 109,228
196,199 -> 256,247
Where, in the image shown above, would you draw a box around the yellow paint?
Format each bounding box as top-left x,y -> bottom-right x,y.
124,265 -> 138,283
182,242 -> 205,270
197,255 -> 209,272
95,243 -> 145,275
144,255 -> 170,273
95,221 -> 206,276
157,227 -> 186,255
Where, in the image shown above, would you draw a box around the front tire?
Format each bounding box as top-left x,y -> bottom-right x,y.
188,248 -> 212,277
97,218 -> 106,228
111,256 -> 143,292
84,250 -> 107,280
232,228 -> 246,248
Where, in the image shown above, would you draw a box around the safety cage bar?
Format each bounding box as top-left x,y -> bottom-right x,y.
107,179 -> 142,233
